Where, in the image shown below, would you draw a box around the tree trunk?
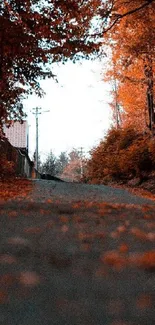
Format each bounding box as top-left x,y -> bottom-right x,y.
144,54 -> 155,133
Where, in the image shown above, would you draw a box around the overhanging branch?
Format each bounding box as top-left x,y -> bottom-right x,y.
104,0 -> 155,33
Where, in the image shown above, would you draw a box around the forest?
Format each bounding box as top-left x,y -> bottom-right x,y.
0,0 -> 155,188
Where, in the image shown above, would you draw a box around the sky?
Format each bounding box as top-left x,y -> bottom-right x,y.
23,59 -> 112,162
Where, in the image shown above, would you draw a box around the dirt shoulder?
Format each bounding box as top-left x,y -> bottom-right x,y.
0,178 -> 33,201
107,177 -> 155,202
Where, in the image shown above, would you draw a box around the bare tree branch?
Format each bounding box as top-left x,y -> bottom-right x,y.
90,0 -> 155,39
104,0 -> 155,33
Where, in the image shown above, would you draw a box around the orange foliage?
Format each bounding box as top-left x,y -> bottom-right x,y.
85,127 -> 155,184
103,0 -> 155,130
61,160 -> 81,182
1,0 -> 105,126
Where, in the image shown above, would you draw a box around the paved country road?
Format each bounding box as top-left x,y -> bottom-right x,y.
0,180 -> 155,325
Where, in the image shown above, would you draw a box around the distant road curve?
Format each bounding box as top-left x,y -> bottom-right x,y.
29,179 -> 155,206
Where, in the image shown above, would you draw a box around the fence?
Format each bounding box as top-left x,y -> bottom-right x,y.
0,138 -> 35,178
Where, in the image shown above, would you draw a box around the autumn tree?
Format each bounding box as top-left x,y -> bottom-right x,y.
85,127 -> 155,184
61,148 -> 83,182
0,0 -> 112,130
102,0 -> 155,132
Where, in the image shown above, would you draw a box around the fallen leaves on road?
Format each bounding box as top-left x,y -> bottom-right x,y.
101,250 -> 155,271
110,183 -> 155,202
130,251 -> 155,271
0,178 -> 33,201
0,192 -> 155,324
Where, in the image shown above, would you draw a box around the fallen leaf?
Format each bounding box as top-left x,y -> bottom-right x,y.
46,199 -> 52,203
60,215 -> 69,223
119,243 -> 129,254
101,250 -> 128,270
0,254 -> 17,264
0,274 -> 17,287
61,225 -> 69,232
19,271 -> 40,286
24,227 -> 42,234
130,251 -> 155,271
8,237 -> 29,245
136,294 -> 152,309
0,290 -> 8,304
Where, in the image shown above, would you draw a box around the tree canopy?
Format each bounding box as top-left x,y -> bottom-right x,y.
0,0 -> 104,126
0,0 -> 154,130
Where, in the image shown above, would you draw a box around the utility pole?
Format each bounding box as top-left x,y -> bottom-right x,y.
32,107 -> 50,170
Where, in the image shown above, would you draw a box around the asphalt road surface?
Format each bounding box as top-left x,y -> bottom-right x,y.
0,180 -> 155,325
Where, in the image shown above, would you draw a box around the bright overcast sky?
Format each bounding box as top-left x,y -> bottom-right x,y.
23,58 -> 112,162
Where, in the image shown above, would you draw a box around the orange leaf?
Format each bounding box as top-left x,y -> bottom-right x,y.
136,294 -> 152,309
101,250 -> 128,270
19,271 -> 40,286
46,199 -> 52,203
24,227 -> 42,234
0,290 -> 8,304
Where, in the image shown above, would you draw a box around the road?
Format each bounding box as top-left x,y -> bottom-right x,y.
0,180 -> 155,325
